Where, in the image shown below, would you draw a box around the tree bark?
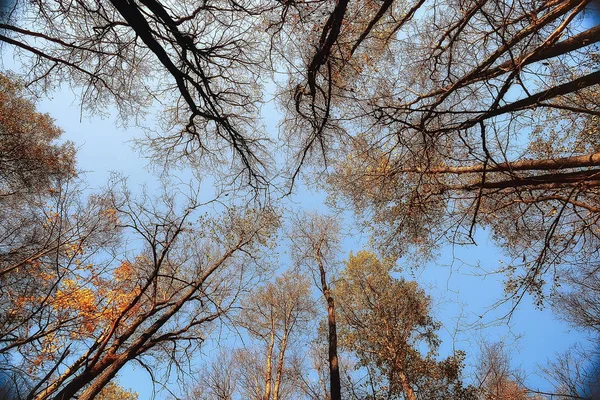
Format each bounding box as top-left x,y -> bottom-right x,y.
264,326 -> 275,400
315,244 -> 341,400
75,354 -> 128,400
461,169 -> 600,190
325,294 -> 341,400
396,152 -> 600,175
398,371 -> 417,400
272,330 -> 289,400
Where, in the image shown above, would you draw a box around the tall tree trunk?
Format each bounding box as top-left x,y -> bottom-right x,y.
264,327 -> 275,400
272,330 -> 289,400
325,293 -> 341,400
316,245 -> 341,400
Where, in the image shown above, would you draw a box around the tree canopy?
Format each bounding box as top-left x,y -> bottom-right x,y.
336,251 -> 476,399
1,0 -> 599,398
2,0 -> 598,295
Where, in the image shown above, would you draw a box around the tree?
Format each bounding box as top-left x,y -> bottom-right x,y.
288,212 -> 343,400
0,0 -> 285,187
238,270 -> 316,400
254,0 -> 600,301
335,251 -> 476,400
474,342 -> 529,400
182,350 -> 237,400
542,344 -> 600,400
0,74 -> 117,394
547,262 -> 600,399
3,178 -> 279,400
281,0 -> 599,177
298,0 -> 600,310
0,180 -> 122,374
0,73 -> 75,199
553,262 -> 600,337
0,72 -> 77,282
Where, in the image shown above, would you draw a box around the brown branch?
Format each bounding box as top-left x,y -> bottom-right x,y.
485,24 -> 600,79
306,0 -> 349,95
510,195 -> 600,213
349,0 -> 394,58
456,169 -> 600,190
0,33 -> 108,87
395,152 -> 600,174
458,69 -> 600,129
421,0 -> 585,120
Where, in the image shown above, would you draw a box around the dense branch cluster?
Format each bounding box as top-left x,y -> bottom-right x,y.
2,0 -> 283,186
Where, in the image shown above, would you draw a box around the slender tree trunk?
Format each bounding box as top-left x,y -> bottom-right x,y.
264,327 -> 275,400
272,330 -> 289,400
315,246 -> 341,400
398,371 -> 416,400
325,293 -> 341,400
460,169 -> 600,191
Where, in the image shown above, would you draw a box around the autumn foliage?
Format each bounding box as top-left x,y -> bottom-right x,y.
0,73 -> 75,196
